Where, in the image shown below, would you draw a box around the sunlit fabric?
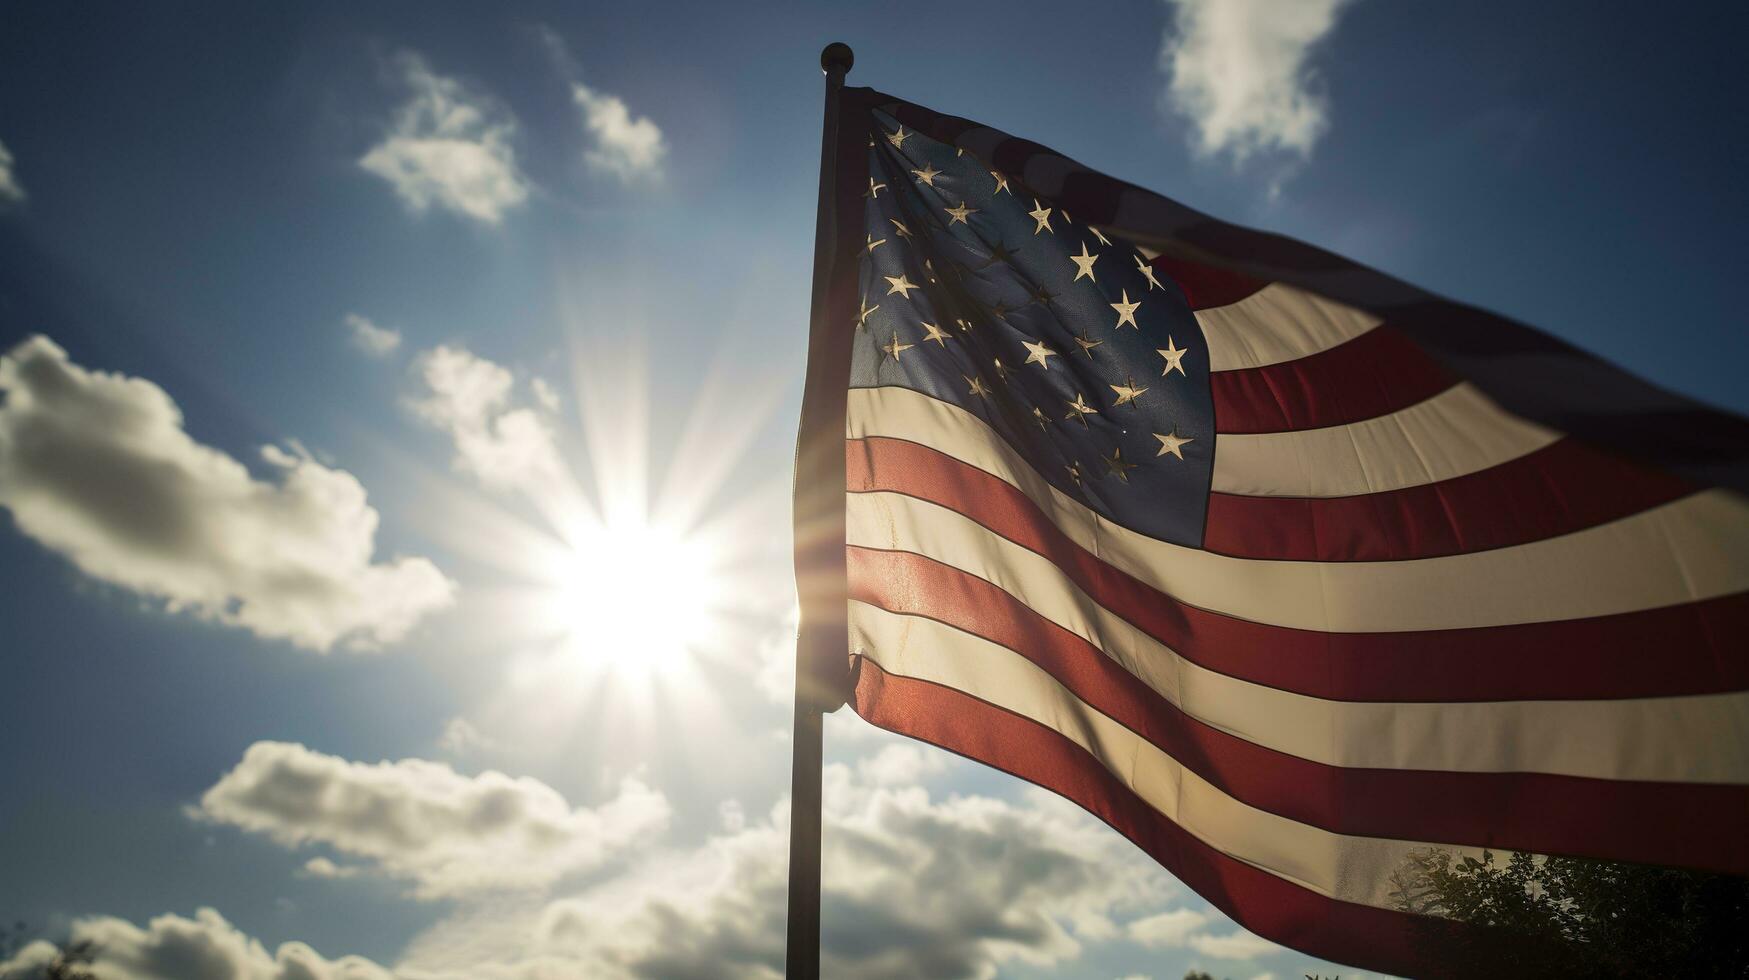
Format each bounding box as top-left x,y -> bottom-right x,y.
799,88 -> 1749,977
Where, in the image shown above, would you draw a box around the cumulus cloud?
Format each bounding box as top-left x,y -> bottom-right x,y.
359,52 -> 529,224
0,138 -> 24,204
409,346 -> 569,500
571,83 -> 666,181
344,313 -> 402,356
530,377 -> 561,413
1128,904 -> 1283,961
195,741 -> 670,899
437,716 -> 496,754
1127,907 -> 1211,947
855,742 -> 950,787
0,336 -> 453,651
1159,0 -> 1353,161
0,907 -> 392,980
398,763 -> 1172,979
1188,928 -> 1282,960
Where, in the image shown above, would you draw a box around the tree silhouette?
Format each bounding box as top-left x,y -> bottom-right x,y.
0,923 -> 97,980
1389,848 -> 1749,977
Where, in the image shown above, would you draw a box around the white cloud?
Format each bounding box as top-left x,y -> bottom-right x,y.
752,604 -> 799,705
0,907 -> 393,980
0,336 -> 454,651
344,313 -> 402,356
1159,0 -> 1353,161
359,52 -> 529,225
396,763 -> 1172,979
0,138 -> 24,205
195,741 -> 670,899
410,346 -> 569,500
1128,904 -> 1283,962
1127,907 -> 1211,947
530,377 -> 561,413
855,742 -> 950,787
1189,928 -> 1282,960
302,856 -> 362,880
437,716 -> 496,754
571,83 -> 666,181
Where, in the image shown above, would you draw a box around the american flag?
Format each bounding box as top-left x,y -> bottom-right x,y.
793,89 -> 1749,976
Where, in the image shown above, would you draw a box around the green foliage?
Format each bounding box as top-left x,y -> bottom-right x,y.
0,924 -> 97,980
1391,848 -> 1749,977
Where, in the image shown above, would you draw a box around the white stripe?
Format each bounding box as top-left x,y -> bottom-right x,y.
1196,282 -> 1380,372
849,492 -> 1749,784
851,600 -> 1497,909
847,386 -> 1749,630
1212,382 -> 1560,497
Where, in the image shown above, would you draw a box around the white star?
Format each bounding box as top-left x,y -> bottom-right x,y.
1022,339 -> 1059,369
1110,376 -> 1149,407
1069,241 -> 1099,283
1064,393 -> 1098,425
1157,336 -> 1189,376
964,374 -> 991,398
866,177 -> 886,198
891,218 -> 912,239
1091,226 -> 1112,246
882,333 -> 914,362
1135,253 -> 1163,290
990,170 -> 1010,194
944,201 -> 978,225
912,163 -> 942,186
1028,199 -> 1054,234
887,126 -> 910,149
856,297 -> 879,329
866,234 -> 886,253
921,321 -> 950,346
884,274 -> 920,298
1111,289 -> 1141,329
1154,430 -> 1193,460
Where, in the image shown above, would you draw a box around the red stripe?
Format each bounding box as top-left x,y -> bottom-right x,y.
1211,324 -> 1456,433
847,436 -> 1749,701
1148,252 -> 1268,310
851,659 -> 1564,979
851,547 -> 1749,874
1204,437 -> 1696,561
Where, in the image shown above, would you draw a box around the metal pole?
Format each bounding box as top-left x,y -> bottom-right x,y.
786,40 -> 853,980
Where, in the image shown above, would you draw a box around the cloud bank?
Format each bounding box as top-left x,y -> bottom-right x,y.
196,741 -> 669,899
0,336 -> 453,651
359,52 -> 529,224
397,765 -> 1174,979
1159,0 -> 1353,161
1128,906 -> 1284,960
0,907 -> 392,980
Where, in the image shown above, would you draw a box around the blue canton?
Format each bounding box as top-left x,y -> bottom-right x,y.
849,110 -> 1214,547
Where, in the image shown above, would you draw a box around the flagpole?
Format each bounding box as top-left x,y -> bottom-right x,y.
785,40 -> 853,980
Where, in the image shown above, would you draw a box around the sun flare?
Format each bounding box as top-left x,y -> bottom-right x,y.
544,517 -> 719,676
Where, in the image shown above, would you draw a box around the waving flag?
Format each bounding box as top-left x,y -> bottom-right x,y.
792,87 -> 1749,976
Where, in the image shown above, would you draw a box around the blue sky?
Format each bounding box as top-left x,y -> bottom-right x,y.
0,2 -> 1744,978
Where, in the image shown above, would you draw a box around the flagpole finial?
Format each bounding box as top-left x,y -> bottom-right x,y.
820,42 -> 853,76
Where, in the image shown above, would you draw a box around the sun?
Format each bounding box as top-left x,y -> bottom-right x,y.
543,516 -> 719,676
